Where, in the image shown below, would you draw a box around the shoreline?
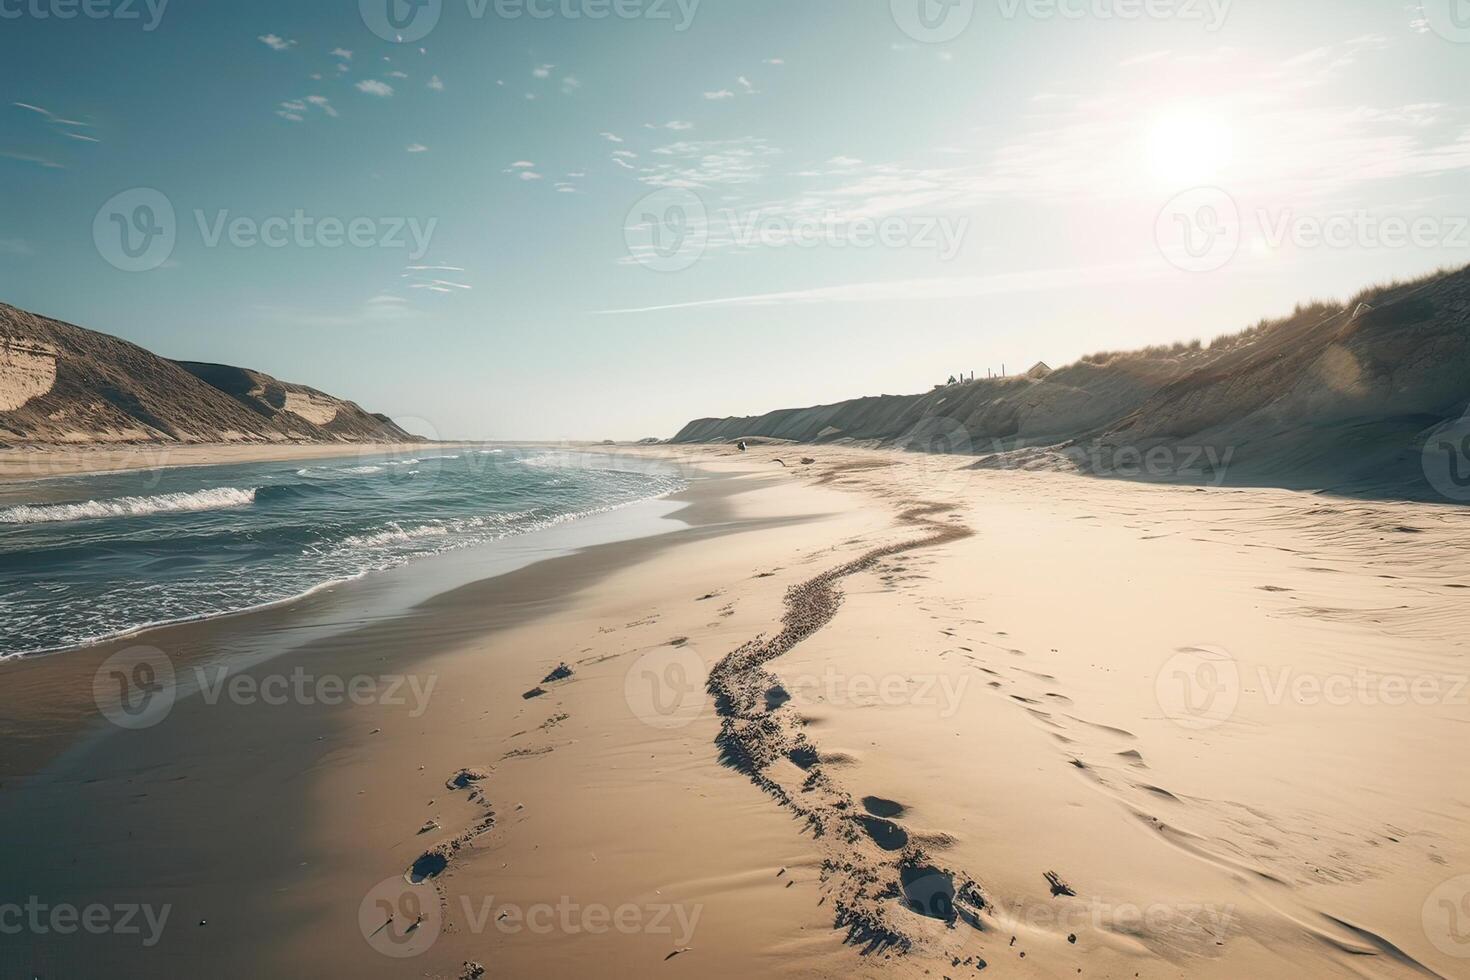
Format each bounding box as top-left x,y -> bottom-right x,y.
0,449 -> 859,979
0,440 -> 449,483
0,439 -> 670,484
0,480 -> 693,663
2,445 -> 1465,978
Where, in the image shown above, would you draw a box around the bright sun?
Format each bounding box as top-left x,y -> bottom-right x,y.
1147,111 -> 1235,186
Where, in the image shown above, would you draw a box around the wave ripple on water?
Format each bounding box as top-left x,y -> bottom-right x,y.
0,487 -> 258,525
0,448 -> 684,658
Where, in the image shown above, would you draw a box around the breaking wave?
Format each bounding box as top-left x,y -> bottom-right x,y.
0,487 -> 258,525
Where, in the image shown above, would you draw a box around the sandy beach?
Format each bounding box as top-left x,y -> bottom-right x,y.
2,444 -> 1466,978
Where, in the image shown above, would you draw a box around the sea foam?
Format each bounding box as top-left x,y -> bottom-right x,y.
0,487 -> 258,525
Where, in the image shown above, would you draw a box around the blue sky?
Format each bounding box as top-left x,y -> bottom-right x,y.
3,0 -> 1469,439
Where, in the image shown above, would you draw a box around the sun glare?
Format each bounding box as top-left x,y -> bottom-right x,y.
1147,110 -> 1235,187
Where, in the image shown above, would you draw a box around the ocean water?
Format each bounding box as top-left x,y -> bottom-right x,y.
0,447 -> 685,658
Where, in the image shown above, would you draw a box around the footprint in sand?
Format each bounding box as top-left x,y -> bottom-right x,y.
858,816 -> 910,851
861,796 -> 907,818
408,849 -> 449,883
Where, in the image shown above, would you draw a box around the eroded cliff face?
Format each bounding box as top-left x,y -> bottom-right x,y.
0,303 -> 414,447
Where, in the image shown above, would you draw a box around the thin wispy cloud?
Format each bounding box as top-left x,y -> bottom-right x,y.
0,150 -> 64,170
258,34 -> 296,52
12,101 -> 96,138
639,137 -> 779,189
428,75 -> 445,91
355,79 -> 394,97
330,48 -> 353,60
704,90 -> 735,101
406,143 -> 429,153
597,263 -> 1163,315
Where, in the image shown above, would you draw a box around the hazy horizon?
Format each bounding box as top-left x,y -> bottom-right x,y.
5,0 -> 1470,440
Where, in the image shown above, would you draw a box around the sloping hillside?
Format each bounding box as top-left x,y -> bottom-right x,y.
0,303 -> 414,447
672,265 -> 1470,498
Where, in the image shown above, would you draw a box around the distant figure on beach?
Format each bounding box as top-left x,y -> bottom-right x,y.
737,440 -> 748,452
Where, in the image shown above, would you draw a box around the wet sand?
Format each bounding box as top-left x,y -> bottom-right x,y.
2,446 -> 1467,978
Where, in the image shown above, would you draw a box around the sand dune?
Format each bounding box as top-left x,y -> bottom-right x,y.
674,265 -> 1470,500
